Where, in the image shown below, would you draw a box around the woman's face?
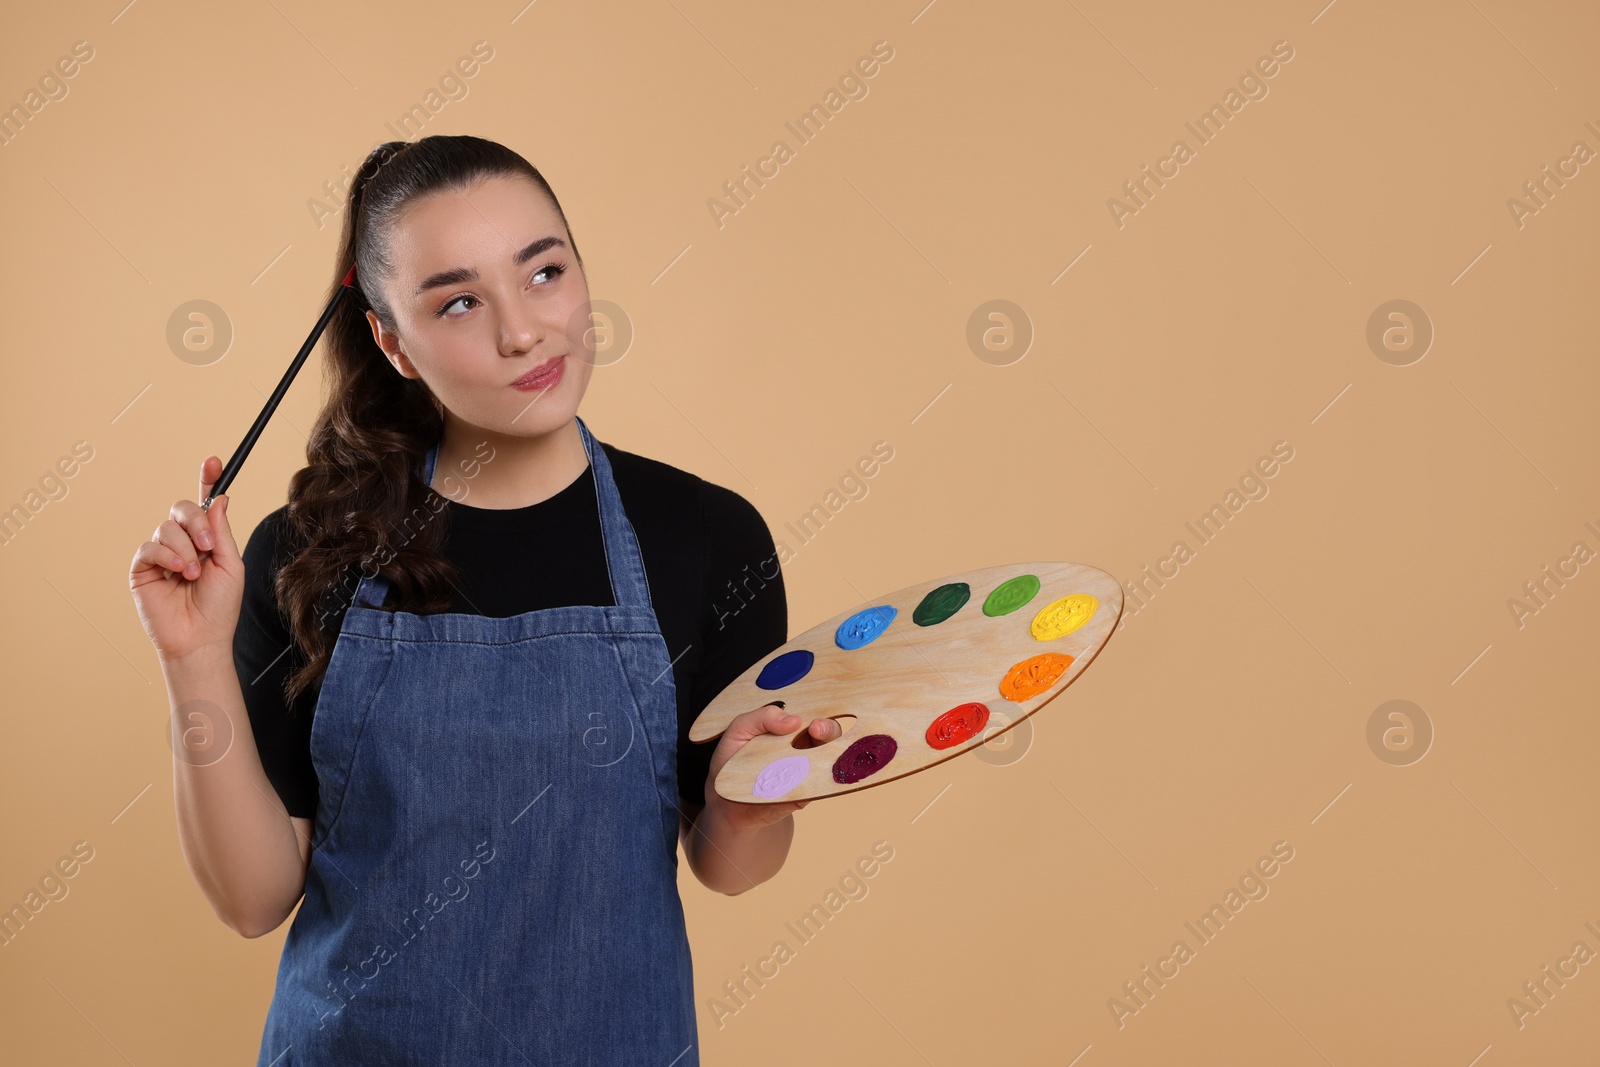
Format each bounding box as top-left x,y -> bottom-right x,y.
366,173 -> 594,438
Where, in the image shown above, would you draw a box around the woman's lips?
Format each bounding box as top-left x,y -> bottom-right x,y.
510,355 -> 566,391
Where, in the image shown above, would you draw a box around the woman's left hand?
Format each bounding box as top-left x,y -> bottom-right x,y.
703,703 -> 841,833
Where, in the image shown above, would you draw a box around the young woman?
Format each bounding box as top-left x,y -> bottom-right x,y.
128,134 -> 841,1065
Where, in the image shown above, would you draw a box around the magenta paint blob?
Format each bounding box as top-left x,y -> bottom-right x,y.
832,734 -> 898,784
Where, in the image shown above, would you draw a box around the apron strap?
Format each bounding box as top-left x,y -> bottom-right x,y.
576,414 -> 655,612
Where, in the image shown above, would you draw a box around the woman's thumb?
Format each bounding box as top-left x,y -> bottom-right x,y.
730,702 -> 795,742
209,494 -> 240,563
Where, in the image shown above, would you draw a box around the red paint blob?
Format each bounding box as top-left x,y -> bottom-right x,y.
925,702 -> 990,750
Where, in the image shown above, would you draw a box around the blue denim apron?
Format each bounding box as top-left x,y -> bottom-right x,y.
256,415 -> 698,1066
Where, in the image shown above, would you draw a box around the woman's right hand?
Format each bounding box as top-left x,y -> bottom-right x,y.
129,455 -> 246,665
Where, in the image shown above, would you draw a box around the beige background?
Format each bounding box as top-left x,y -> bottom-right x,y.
3,0 -> 1597,1062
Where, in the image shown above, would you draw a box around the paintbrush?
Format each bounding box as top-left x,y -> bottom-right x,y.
200,264 -> 359,512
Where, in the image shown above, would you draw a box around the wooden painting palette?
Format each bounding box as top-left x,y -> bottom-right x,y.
690,561 -> 1124,804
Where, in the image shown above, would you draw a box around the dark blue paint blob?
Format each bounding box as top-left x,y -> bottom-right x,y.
756,649 -> 814,690
835,605 -> 897,650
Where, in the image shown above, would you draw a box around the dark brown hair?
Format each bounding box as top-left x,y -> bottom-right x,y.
275,134 -> 584,705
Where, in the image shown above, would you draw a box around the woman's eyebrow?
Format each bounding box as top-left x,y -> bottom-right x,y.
413,235 -> 568,296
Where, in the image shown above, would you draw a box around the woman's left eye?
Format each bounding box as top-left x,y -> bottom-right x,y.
435,262 -> 567,318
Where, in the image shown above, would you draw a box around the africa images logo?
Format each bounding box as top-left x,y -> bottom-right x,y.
1105,40 -> 1296,229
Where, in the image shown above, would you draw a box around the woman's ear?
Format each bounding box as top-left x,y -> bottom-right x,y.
366,309 -> 421,380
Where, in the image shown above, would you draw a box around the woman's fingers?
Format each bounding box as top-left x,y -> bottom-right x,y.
130,538 -> 191,581
170,497 -> 215,556
153,517 -> 202,579
722,708 -> 844,751
807,717 -> 843,743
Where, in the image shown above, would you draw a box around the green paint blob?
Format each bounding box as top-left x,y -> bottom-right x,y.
984,574 -> 1041,616
913,582 -> 970,626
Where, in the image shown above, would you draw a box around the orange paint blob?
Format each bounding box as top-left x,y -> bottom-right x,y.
998,653 -> 1075,702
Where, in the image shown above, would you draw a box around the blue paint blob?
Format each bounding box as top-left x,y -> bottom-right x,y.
835,605 -> 897,650
756,649 -> 814,689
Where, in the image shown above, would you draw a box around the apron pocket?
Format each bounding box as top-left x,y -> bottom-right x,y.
308,635 -> 398,850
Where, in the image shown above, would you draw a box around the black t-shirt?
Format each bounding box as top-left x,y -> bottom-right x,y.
232,441 -> 788,818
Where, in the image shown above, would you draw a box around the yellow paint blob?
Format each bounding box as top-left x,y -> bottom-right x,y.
1030,594 -> 1098,640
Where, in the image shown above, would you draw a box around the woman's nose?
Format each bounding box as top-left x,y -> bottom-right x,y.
495,305 -> 544,357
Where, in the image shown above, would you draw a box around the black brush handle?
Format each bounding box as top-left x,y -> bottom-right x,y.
200,266 -> 357,512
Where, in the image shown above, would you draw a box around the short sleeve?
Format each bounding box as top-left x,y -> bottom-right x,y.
678,481 -> 788,807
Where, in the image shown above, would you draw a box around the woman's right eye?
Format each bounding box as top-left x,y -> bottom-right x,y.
437,294 -> 480,318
